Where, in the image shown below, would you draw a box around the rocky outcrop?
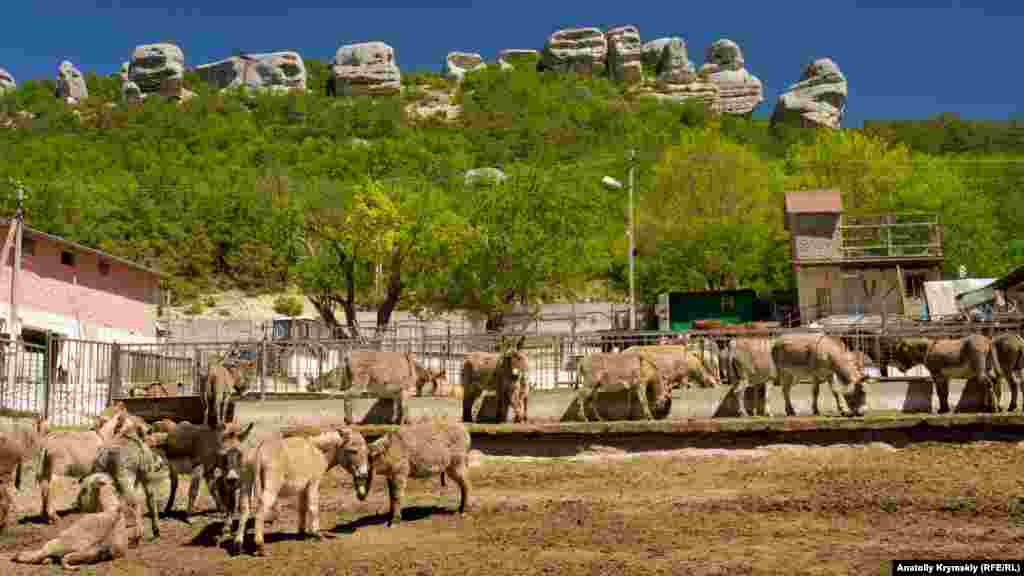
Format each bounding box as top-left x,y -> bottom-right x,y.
539,27 -> 607,75
157,77 -> 195,103
329,42 -> 401,96
405,88 -> 460,122
444,52 -> 485,82
196,51 -> 307,93
641,38 -> 676,69
56,61 -> 88,103
121,80 -> 143,103
498,49 -> 539,70
699,39 -> 763,115
128,43 -> 185,95
464,167 -> 507,187
771,58 -> 847,129
0,68 -> 14,95
637,37 -> 718,108
605,26 -> 642,85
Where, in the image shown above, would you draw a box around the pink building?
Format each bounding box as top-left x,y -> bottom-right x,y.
1,220 -> 162,343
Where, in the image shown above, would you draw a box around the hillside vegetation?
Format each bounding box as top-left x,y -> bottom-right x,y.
1,60 -> 1022,333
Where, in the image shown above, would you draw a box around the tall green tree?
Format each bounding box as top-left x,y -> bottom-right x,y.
637,128 -> 789,296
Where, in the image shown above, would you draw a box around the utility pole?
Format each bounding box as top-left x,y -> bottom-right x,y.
6,182 -> 25,397
628,149 -> 636,331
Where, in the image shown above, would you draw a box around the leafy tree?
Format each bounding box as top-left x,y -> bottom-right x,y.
637,127 -> 789,297
298,177 -> 470,334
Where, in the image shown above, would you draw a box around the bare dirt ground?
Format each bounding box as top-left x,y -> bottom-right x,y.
2,440 -> 1023,575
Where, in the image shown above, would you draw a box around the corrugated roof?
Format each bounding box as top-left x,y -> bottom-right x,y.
923,279 -> 995,319
1,218 -> 163,276
784,189 -> 843,214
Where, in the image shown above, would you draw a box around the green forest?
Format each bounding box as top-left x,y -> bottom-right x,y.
1,59 -> 1022,332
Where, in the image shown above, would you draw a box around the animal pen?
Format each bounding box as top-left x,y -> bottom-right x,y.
1,316 -> 1022,426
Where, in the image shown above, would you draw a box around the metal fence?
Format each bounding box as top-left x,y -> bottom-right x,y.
2,318 -> 1022,426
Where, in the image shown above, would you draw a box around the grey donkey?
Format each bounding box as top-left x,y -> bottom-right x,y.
367,420 -> 472,526
91,424 -> 169,544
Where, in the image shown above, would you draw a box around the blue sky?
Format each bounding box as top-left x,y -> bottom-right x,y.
1,1 -> 1020,127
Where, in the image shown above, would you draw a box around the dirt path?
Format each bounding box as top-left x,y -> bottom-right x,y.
2,441 -> 1023,575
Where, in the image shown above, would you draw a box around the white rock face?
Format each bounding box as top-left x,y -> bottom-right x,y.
771,58 -> 848,129
700,39 -> 763,115
56,60 -> 88,103
498,49 -> 539,70
444,51 -> 485,81
539,27 -> 607,75
642,38 -> 676,69
639,37 -> 718,108
121,80 -> 144,103
196,51 -> 307,93
129,43 -> 185,95
465,167 -> 507,187
656,37 -> 696,84
605,25 -> 642,85
330,41 -> 401,96
0,67 -> 15,94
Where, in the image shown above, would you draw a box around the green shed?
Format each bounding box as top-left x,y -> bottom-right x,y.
656,289 -> 757,331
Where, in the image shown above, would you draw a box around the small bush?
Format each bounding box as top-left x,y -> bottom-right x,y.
185,301 -> 205,316
273,294 -> 304,317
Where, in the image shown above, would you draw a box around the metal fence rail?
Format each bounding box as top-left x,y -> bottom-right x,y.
1,319 -> 1022,426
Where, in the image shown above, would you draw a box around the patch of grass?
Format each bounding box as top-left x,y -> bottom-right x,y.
940,495 -> 979,514
1008,496 -> 1024,524
878,495 -> 899,513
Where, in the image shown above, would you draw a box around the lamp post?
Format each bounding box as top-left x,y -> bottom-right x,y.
602,149 -> 636,331
5,181 -> 25,398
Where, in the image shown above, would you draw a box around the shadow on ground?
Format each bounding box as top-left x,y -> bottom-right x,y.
332,506 -> 455,534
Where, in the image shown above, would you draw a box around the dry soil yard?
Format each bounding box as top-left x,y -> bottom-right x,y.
2,440 -> 1023,575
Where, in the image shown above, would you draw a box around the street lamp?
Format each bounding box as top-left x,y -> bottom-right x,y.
602,150 -> 636,331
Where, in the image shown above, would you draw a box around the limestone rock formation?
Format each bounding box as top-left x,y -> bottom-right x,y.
196,51 -> 308,93
158,77 -> 195,103
329,42 -> 401,96
637,37 -> 718,108
128,43 -> 185,95
656,37 -> 696,84
771,58 -> 847,129
539,27 -> 607,75
699,39 -> 763,115
121,80 -> 143,103
445,52 -> 485,81
56,61 -> 88,103
605,26 -> 642,85
405,88 -> 460,122
641,38 -> 676,69
0,68 -> 14,95
465,167 -> 507,187
498,49 -> 539,70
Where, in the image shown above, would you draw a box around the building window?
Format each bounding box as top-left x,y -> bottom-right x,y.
721,295 -> 736,312
904,272 -> 926,299
61,250 -> 75,267
816,287 -> 832,314
99,260 -> 110,276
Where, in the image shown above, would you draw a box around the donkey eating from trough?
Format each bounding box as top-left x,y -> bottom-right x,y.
890,333 -> 1004,413
771,333 -> 874,417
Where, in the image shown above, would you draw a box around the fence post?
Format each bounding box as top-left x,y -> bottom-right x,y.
107,342 -> 122,406
43,330 -> 54,419
258,340 -> 266,401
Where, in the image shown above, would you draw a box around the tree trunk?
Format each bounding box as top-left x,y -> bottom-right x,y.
376,263 -> 402,331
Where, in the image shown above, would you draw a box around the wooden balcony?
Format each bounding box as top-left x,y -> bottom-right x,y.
793,213 -> 944,267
